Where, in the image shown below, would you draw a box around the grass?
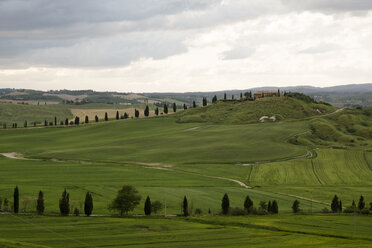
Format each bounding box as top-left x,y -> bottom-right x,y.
0,215 -> 371,248
176,97 -> 335,124
0,117 -> 308,164
0,103 -> 73,126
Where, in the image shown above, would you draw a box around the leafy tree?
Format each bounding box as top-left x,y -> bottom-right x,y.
155,108 -> 159,116
183,196 -> 189,216
116,111 -> 119,120
224,92 -> 227,100
358,195 -> 365,210
221,193 -> 230,215
144,106 -> 149,117
259,201 -> 267,212
37,190 -> 44,215
151,200 -> 162,214
193,101 -> 196,108
244,195 -> 253,213
144,196 -> 151,216
195,208 -> 202,215
271,200 -> 279,214
105,112 -> 108,121
84,192 -> 93,216
173,103 -> 177,112
95,115 -> 99,122
123,112 -> 129,119
85,116 -> 89,124
109,185 -> 141,216
183,104 -> 187,110
331,195 -> 339,213
268,201 -> 272,213
292,200 -> 300,213
163,104 -> 168,114
59,189 -> 70,216
14,186 -> 19,214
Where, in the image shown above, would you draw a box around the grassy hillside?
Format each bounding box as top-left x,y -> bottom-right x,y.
0,103 -> 73,126
176,96 -> 336,124
294,108 -> 372,148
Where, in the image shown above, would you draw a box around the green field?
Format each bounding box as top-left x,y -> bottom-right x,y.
0,215 -> 371,248
0,97 -> 372,247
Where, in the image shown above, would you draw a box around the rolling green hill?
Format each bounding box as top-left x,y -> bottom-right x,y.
176,96 -> 335,124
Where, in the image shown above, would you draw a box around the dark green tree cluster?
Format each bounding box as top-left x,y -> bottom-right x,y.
84,192 -> 93,216
202,97 -> 207,106
163,104 -> 168,114
144,106 -> 149,117
331,195 -> 342,213
173,103 -> 177,112
212,95 -> 217,103
135,109 -> 140,118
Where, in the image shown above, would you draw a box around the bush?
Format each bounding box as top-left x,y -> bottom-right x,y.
74,207 -> 80,216
361,209 -> 370,215
322,207 -> 330,213
194,208 -> 203,215
231,207 -> 246,216
343,206 -> 357,213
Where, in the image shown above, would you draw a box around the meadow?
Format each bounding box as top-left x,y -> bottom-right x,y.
0,97 -> 372,247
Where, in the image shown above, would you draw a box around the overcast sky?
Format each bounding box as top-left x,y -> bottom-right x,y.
0,0 -> 372,92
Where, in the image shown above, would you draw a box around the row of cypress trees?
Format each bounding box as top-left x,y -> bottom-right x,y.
9,186 -> 93,216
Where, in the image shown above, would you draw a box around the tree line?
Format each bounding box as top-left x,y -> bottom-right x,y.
6,186 -> 371,217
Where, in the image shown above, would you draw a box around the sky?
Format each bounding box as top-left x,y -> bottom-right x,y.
0,0 -> 372,92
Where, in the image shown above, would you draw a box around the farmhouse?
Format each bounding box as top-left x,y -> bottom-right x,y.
254,90 -> 281,99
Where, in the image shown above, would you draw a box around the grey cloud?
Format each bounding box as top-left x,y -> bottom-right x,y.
298,43 -> 340,54
283,0 -> 372,12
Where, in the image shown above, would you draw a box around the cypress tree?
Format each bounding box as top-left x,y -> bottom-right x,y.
144,196 -> 151,216
84,192 -> 93,216
358,195 -> 365,210
155,108 -> 159,116
202,97 -> 207,106
105,112 -> 108,121
54,116 -> 57,126
24,120 -> 27,128
59,189 -> 70,216
183,196 -> 189,216
135,109 -> 140,118
240,92 -> 243,99
292,200 -> 300,213
65,118 -> 69,125
221,193 -> 230,215
212,95 -> 217,103
173,103 -> 177,112
37,190 -> 44,215
44,120 -> 47,126
95,115 -> 99,122
244,195 -> 253,213
338,200 -> 342,212
116,111 -> 119,120
124,112 -> 128,119
331,195 -> 339,213
74,116 -> 80,125
144,106 -> 149,117
224,92 -> 227,100
232,95 -> 234,100
271,200 -> 279,214
164,104 -> 168,114
85,116 -> 89,124
14,186 -> 19,214
193,101 -> 196,108
268,201 -> 272,213
183,104 -> 187,110
352,200 -> 356,209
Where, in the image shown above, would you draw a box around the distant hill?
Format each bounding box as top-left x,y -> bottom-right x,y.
175,93 -> 336,124
1,83 -> 371,107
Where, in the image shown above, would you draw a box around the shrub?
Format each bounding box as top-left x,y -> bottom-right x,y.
194,208 -> 203,215
231,207 -> 246,216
